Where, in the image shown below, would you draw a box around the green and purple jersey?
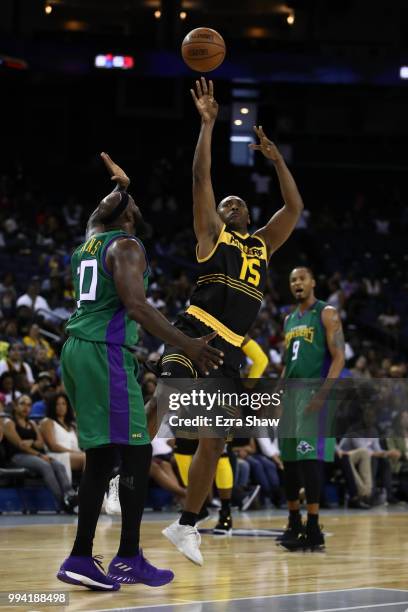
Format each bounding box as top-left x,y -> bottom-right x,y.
66,230 -> 149,347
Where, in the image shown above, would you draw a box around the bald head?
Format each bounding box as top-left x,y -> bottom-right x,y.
86,191 -> 143,239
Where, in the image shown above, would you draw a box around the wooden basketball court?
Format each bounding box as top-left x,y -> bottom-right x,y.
1,508 -> 408,611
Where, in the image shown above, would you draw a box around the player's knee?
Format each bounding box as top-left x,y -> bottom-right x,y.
198,438 -> 225,460
120,442 -> 152,477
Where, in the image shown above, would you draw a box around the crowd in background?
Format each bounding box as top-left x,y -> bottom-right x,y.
0,158 -> 407,513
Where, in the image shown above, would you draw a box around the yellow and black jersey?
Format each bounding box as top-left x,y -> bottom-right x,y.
187,224 -> 268,346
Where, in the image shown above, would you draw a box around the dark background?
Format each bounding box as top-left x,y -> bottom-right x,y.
0,0 -> 407,359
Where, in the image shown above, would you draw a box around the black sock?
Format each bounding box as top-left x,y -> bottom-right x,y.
307,513 -> 319,529
221,499 -> 231,514
71,446 -> 118,557
289,508 -> 301,527
117,444 -> 153,557
180,511 -> 199,527
199,502 -> 208,515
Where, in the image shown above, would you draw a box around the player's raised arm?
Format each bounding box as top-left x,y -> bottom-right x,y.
191,77 -> 224,258
107,238 -> 223,374
251,126 -> 303,258
86,153 -> 130,239
100,152 -> 130,191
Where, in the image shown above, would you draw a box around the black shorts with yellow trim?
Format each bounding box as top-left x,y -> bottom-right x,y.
160,313 -> 243,379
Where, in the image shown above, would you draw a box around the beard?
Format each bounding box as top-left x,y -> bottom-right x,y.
294,290 -> 309,302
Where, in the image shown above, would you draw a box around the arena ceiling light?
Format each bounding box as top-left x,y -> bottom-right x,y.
399,66 -> 408,79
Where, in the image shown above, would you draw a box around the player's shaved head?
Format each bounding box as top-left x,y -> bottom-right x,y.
217,195 -> 248,210
86,191 -> 143,239
98,191 -> 130,223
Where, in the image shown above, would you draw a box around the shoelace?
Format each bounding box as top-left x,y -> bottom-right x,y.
184,525 -> 201,545
92,555 -> 106,574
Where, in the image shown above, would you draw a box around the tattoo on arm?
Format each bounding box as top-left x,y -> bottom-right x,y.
326,310 -> 345,352
333,326 -> 345,351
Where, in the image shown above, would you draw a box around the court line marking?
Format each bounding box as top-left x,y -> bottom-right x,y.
0,546 -> 403,563
372,589 -> 408,593
92,588 -> 377,611
305,602 -> 408,612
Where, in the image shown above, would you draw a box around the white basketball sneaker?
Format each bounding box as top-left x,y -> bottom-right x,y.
105,475 -> 121,515
162,520 -> 203,566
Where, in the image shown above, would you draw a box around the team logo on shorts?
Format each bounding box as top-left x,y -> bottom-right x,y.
297,440 -> 315,454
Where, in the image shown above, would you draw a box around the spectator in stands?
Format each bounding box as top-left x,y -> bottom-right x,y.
386,409 -> 408,501
351,355 -> 372,379
0,341 -> 34,386
30,346 -> 55,381
40,393 -> 85,482
147,283 -> 166,310
336,446 -> 372,507
142,377 -> 157,403
0,289 -> 16,319
232,438 -> 282,507
2,320 -> 21,344
16,276 -> 52,319
15,372 -> 32,395
327,277 -> 346,319
339,406 -> 397,504
150,436 -> 186,506
340,272 -> 359,300
3,395 -> 77,511
257,435 -> 284,507
62,197 -> 82,230
30,371 -> 55,404
23,323 -> 55,359
363,274 -> 382,297
0,272 -> 17,300
0,372 -> 21,412
378,306 -> 401,344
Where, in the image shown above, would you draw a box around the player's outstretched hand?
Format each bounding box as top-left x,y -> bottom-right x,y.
249,126 -> 282,163
185,331 -> 224,375
100,152 -> 130,190
190,77 -> 219,123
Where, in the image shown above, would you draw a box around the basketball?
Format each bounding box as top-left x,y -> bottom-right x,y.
181,27 -> 226,72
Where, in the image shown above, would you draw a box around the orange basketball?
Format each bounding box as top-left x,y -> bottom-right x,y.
181,27 -> 226,72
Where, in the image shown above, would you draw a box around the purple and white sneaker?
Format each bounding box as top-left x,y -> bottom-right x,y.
107,550 -> 174,586
57,555 -> 120,591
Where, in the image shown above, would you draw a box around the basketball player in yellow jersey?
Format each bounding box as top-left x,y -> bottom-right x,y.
162,77 -> 304,565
